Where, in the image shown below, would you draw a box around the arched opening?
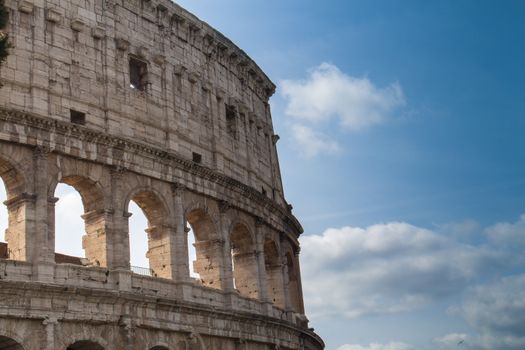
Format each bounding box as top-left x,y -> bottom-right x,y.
128,200 -> 150,274
150,346 -> 169,350
0,336 -> 24,350
54,184 -> 85,263
128,190 -> 173,279
230,223 -> 259,299
264,238 -> 285,309
0,180 -> 7,259
66,340 -> 105,350
286,251 -> 303,313
186,208 -> 222,289
186,223 -> 200,279
53,175 -> 107,267
0,156 -> 27,261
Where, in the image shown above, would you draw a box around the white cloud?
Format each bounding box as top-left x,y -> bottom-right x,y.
485,214 -> 525,249
300,222 -> 504,319
434,333 -> 471,349
456,274 -> 525,350
290,124 -> 341,157
281,63 -> 405,130
337,342 -> 413,350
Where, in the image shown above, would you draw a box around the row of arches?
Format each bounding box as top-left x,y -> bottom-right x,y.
0,147 -> 304,314
0,337 -> 170,350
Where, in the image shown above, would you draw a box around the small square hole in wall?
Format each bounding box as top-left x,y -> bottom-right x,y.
192,152 -> 202,164
70,109 -> 86,125
129,56 -> 148,91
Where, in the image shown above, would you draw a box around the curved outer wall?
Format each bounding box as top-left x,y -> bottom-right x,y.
0,0 -> 324,349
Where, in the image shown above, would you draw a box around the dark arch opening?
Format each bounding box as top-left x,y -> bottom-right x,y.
230,223 -> 259,299
286,251 -> 303,313
150,347 -> 169,350
186,208 -> 222,289
264,237 -> 285,308
0,336 -> 24,350
66,340 -> 104,350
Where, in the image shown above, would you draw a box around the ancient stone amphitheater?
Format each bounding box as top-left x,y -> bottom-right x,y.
0,0 -> 324,349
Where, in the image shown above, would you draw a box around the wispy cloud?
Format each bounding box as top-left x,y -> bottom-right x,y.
280,63 -> 405,157
290,124 -> 341,158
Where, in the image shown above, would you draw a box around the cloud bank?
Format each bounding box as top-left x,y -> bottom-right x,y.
300,221 -> 503,319
337,342 -> 413,350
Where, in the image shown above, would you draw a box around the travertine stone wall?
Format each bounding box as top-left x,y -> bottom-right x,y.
0,0 -> 323,349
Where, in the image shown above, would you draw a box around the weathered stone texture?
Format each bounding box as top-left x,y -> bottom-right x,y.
0,0 -> 323,349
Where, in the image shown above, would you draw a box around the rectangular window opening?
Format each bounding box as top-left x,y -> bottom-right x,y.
225,104 -> 237,138
129,56 -> 148,91
192,152 -> 202,164
70,109 -> 86,125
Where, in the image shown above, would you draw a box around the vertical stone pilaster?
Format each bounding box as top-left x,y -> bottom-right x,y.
172,184 -> 189,281
31,146 -> 54,281
43,317 -> 58,350
109,166 -> 130,270
218,200 -> 234,292
255,218 -> 270,303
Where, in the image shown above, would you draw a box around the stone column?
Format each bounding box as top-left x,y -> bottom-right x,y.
146,223 -> 178,280
32,147 -> 54,281
172,184 -> 190,282
255,218 -> 270,303
218,201 -> 234,292
43,316 -> 58,350
109,166 -> 130,270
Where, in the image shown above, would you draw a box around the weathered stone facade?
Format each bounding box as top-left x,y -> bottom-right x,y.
0,0 -> 324,349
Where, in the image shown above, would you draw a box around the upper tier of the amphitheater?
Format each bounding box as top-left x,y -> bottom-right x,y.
0,0 -> 290,221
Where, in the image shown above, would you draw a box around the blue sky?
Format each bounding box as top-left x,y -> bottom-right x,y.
171,1 -> 525,349
2,1 -> 525,349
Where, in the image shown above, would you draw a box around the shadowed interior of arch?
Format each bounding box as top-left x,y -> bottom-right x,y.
264,238 -> 286,309
66,340 -> 105,350
230,223 -> 260,299
0,336 -> 24,350
150,346 -> 169,350
0,156 -> 26,261
186,208 -> 222,289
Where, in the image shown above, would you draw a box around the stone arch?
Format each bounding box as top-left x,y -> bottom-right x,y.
229,221 -> 260,299
284,248 -> 303,314
0,153 -> 29,261
150,346 -> 170,350
51,174 -> 109,267
125,186 -> 175,279
264,235 -> 286,309
57,332 -> 110,350
0,335 -> 26,350
0,154 -> 26,200
65,340 -> 105,350
185,202 -> 223,289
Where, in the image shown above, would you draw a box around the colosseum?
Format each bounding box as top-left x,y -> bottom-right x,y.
0,0 -> 324,349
